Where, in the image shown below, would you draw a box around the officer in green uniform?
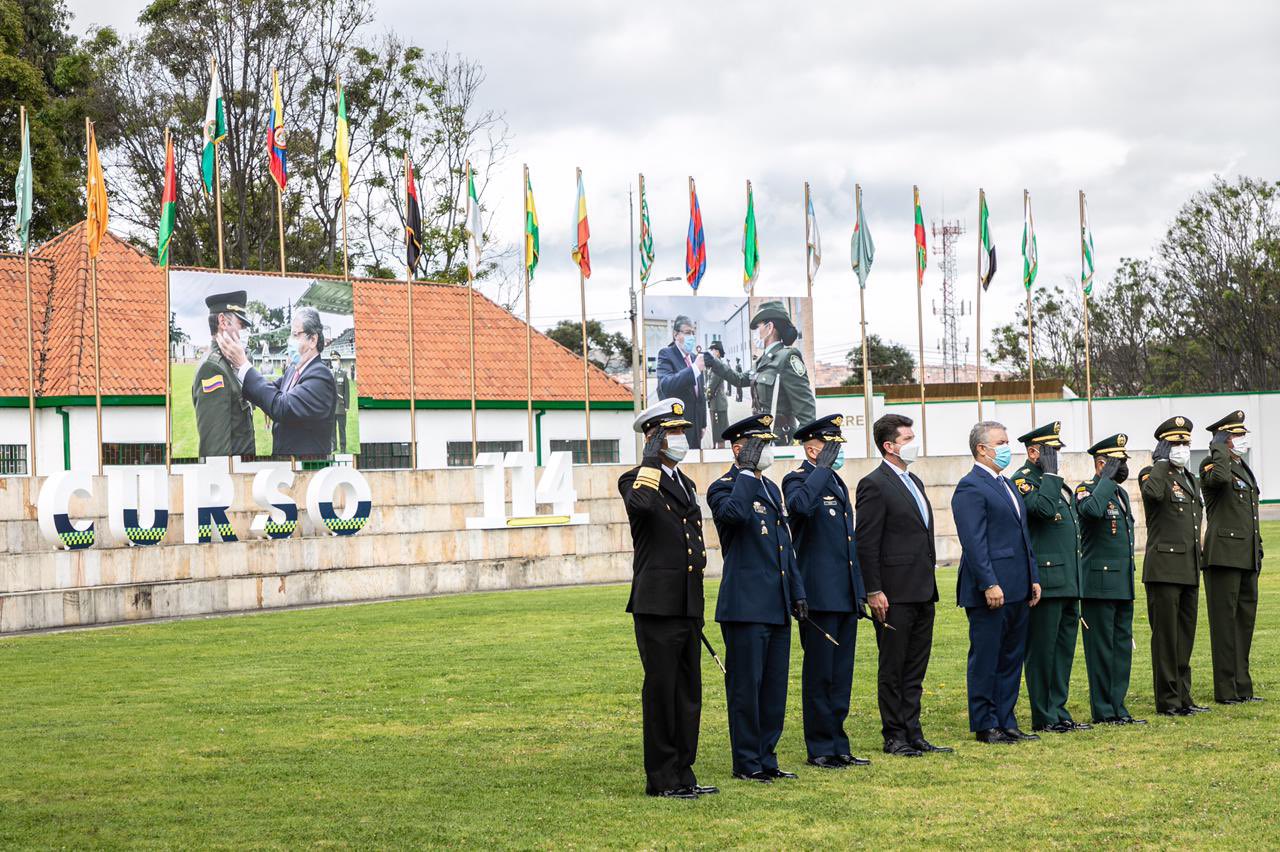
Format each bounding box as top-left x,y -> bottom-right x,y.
1199,410 -> 1263,705
1139,415 -> 1208,717
1013,421 -> 1088,734
331,351 -> 351,452
709,300 -> 815,445
704,341 -> 730,448
192,290 -> 256,458
1075,433 -> 1145,726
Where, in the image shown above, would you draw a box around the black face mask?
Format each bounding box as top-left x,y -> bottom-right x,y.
1114,461 -> 1129,485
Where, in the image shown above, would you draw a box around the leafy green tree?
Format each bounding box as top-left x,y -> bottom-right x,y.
545,319 -> 633,373
842,334 -> 916,385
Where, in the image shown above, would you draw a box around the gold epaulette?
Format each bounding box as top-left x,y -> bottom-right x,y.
633,467 -> 661,490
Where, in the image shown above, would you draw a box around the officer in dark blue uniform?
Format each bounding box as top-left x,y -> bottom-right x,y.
782,414 -> 869,769
707,414 -> 808,784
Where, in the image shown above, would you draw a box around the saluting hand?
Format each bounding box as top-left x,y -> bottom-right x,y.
1037,445 -> 1059,475
737,437 -> 764,472
1100,457 -> 1123,482
1210,429 -> 1231,448
641,427 -> 667,468
814,440 -> 841,469
1152,439 -> 1172,463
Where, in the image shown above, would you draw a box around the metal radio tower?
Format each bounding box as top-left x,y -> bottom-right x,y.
931,220 -> 966,382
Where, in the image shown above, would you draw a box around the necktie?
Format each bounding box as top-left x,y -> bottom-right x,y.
901,471 -> 928,524
1000,476 -> 1021,517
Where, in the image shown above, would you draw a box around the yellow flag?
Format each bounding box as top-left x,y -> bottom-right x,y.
86,121 -> 109,259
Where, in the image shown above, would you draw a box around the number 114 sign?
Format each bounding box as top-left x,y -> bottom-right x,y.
465,451 -> 589,530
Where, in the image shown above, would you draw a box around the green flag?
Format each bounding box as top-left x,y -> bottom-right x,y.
15,110 -> 33,251
1022,192 -> 1038,290
742,182 -> 760,292
851,188 -> 874,288
201,60 -> 227,195
1081,195 -> 1095,296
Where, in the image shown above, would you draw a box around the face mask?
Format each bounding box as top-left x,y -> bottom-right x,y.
1232,434 -> 1251,453
897,441 -> 920,465
751,331 -> 764,350
286,334 -> 301,365
1168,445 -> 1192,468
757,446 -> 775,471
832,449 -> 845,471
988,444 -> 1012,470
680,335 -> 695,354
662,432 -> 689,464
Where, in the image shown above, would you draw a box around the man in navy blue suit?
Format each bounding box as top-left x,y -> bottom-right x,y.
951,420 -> 1042,744
655,315 -> 707,450
707,413 -> 807,784
218,305 -> 337,457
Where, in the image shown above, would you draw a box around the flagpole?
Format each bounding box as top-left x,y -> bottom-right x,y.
857,183 -> 872,457
465,160 -> 478,463
339,74 -> 349,283
210,58 -> 225,271
628,182 -> 642,460
745,179 -> 753,299
524,163 -> 534,457
275,183 -> 287,274
578,166 -> 592,464
21,106 -> 36,477
404,153 -> 418,469
638,172 -> 648,404
163,128 -> 173,475
914,185 -> 928,456
803,181 -> 816,375
1080,189 -> 1094,443
85,117 -> 104,476
1025,188 -> 1036,423
976,188 -> 984,422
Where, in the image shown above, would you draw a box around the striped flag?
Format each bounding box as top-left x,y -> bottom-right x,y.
466,164 -> 482,276
742,181 -> 760,292
267,69 -> 287,189
1022,191 -> 1038,290
524,171 -> 539,281
913,186 -> 927,286
14,108 -> 32,251
405,159 -> 422,273
806,190 -> 821,281
979,190 -> 996,290
201,60 -> 227,195
639,177 -> 654,286
850,187 -> 874,288
157,133 -> 177,266
86,121 -> 108,260
571,172 -> 590,278
335,77 -> 350,201
1081,195 -> 1095,296
685,178 -> 706,292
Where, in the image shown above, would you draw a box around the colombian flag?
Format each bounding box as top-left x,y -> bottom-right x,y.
686,178 -> 706,292
267,69 -> 287,189
913,186 -> 927,286
571,172 -> 590,278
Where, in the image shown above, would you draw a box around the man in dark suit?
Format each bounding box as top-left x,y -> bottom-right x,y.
953,420 -> 1042,744
618,398 -> 717,800
655,315 -> 707,450
854,413 -> 950,758
707,413 -> 807,784
783,415 -> 869,769
219,305 -> 337,457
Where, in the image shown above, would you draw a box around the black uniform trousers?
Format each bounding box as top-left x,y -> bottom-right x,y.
799,610 -> 856,758
1025,596 -> 1080,728
633,614 -> 701,793
873,601 -> 934,745
1203,566 -> 1259,702
1145,582 -> 1199,712
721,620 -> 790,775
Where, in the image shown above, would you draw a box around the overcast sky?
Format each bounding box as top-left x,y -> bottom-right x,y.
68,0 -> 1280,370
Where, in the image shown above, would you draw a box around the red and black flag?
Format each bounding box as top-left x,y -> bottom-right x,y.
406,158 -> 423,273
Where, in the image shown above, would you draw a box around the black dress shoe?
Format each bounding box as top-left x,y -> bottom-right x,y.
1216,698 -> 1242,705
1244,696 -> 1263,702
1034,721 -> 1074,733
763,767 -> 798,779
911,739 -> 954,753
693,785 -> 719,795
807,755 -> 846,769
1159,707 -> 1193,717
1119,716 -> 1147,725
1002,727 -> 1040,741
1187,704 -> 1211,713
836,753 -> 871,766
732,770 -> 773,783
883,740 -> 923,757
976,728 -> 1015,744
1068,720 -> 1092,731
648,786 -> 698,799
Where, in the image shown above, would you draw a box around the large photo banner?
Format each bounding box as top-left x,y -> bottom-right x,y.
643,294 -> 815,447
170,270 -> 359,461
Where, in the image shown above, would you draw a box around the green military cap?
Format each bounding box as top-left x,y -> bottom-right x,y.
205,290 -> 251,327
722,413 -> 777,443
1154,415 -> 1193,443
794,414 -> 846,444
1087,432 -> 1129,459
1205,410 -> 1248,434
1017,420 -> 1064,448
634,397 -> 693,433
749,300 -> 792,329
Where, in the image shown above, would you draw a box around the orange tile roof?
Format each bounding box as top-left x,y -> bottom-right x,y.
0,255 -> 54,397
354,278 -> 631,402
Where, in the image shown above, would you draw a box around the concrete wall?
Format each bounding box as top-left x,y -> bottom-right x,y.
0,451 -> 1153,634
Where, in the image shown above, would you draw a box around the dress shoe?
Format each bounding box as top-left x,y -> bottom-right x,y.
806,755 -> 846,770
1033,721 -> 1074,734
1216,698 -> 1242,705
732,770 -> 773,784
1244,696 -> 1263,702
1118,716 -> 1147,725
649,786 -> 698,799
693,785 -> 719,796
883,740 -> 923,757
763,767 -> 798,779
1159,707 -> 1193,717
1187,704 -> 1211,713
1002,727 -> 1040,741
836,754 -> 871,766
911,739 -> 954,753
976,728 -> 1016,744
1068,720 -> 1092,731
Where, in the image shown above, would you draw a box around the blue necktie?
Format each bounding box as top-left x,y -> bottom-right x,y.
901,471 -> 928,524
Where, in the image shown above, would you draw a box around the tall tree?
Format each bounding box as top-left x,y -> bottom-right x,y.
545,319 -> 632,373
842,334 -> 917,386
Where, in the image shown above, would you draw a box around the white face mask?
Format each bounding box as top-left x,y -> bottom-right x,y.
1168,445 -> 1192,468
662,432 -> 689,464
757,445 -> 775,471
897,441 -> 920,465
1232,434 -> 1251,453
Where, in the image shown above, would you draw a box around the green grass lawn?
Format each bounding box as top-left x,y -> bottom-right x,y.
170,361 -> 359,458
1,528 -> 1277,849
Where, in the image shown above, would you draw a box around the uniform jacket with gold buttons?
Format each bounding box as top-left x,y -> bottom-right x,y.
781,460 -> 864,612
1199,443 -> 1263,572
1075,475 -> 1136,601
618,462 -> 706,619
708,465 -> 806,625
1138,460 -> 1203,585
1013,463 -> 1082,599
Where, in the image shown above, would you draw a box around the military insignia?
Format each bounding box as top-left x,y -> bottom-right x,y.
789,354 -> 806,376
672,402 -> 684,415
829,508 -> 837,516
753,501 -> 767,514
833,415 -> 844,427
1141,473 -> 1150,482
1203,463 -> 1214,472
1016,479 -> 1032,494
1117,435 -> 1127,447
201,376 -> 225,393
1175,416 -> 1185,427
1075,488 -> 1090,501
760,415 -> 773,427
1052,421 -> 1061,434
1053,513 -> 1062,522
